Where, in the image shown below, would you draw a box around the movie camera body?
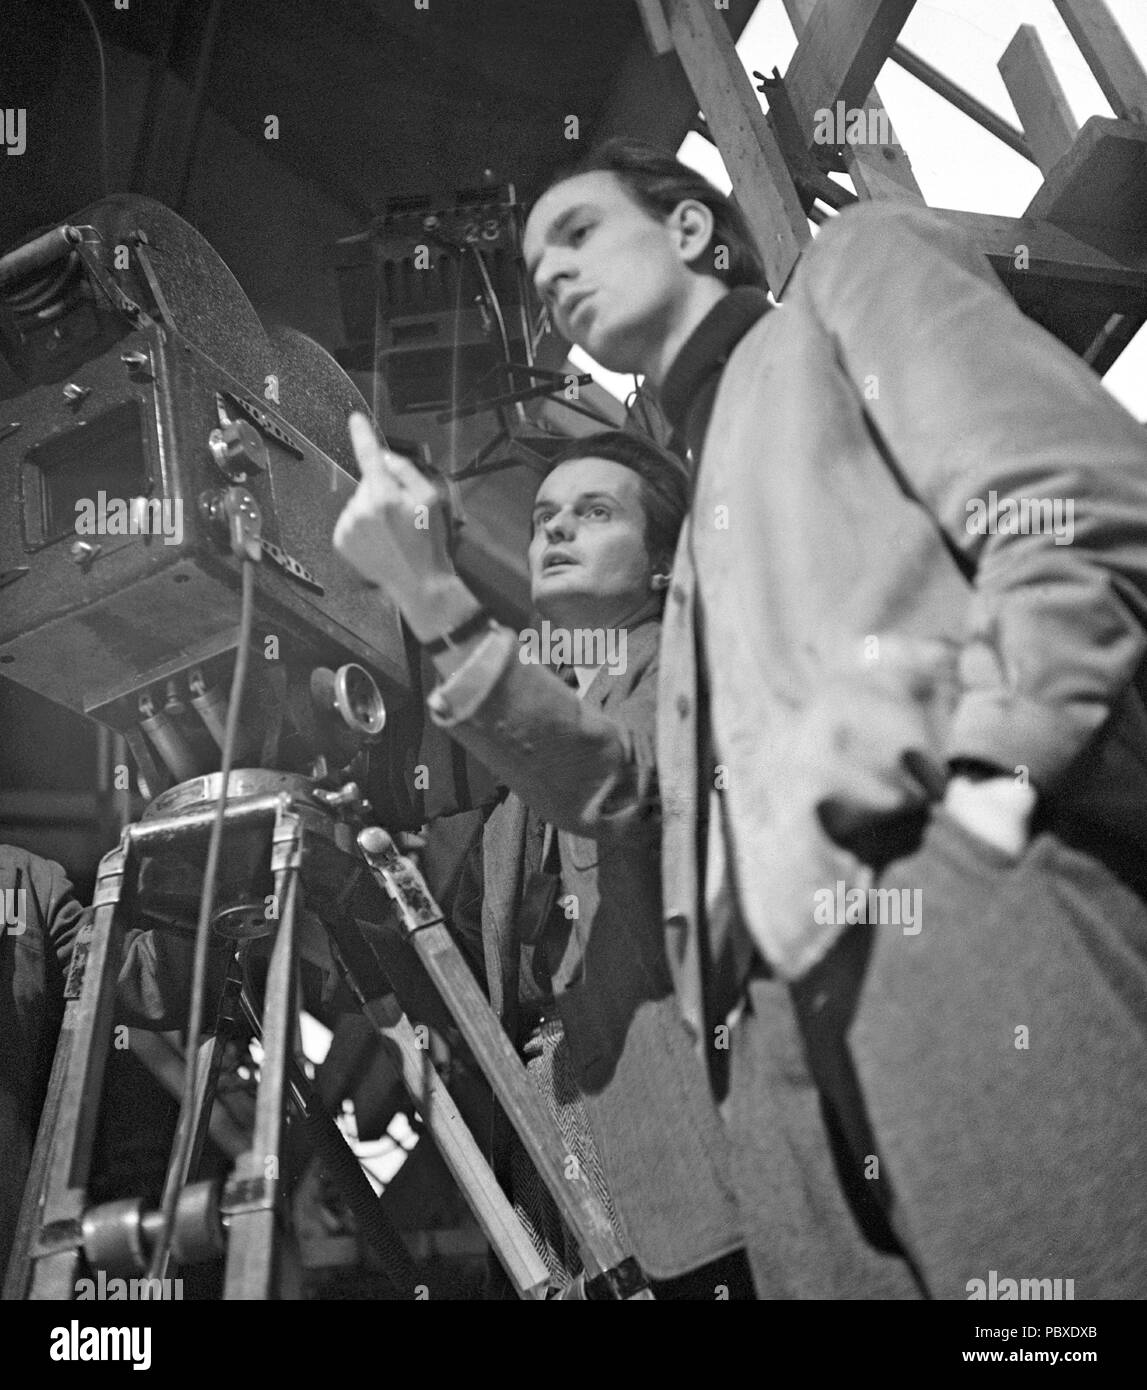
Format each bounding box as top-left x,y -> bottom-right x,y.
0,195 -> 433,821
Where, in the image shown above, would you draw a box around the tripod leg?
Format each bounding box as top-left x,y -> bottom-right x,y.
232,977 -> 426,1298
3,998 -> 75,1299
357,830 -> 651,1299
222,816 -> 301,1300
6,837 -> 133,1300
359,994 -> 551,1299
311,888 -> 552,1299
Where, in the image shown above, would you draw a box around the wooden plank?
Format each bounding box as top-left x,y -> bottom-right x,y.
939,208 -> 1147,366
362,995 -> 551,1299
1052,0 -> 1147,123
1025,115 -> 1147,259
780,0 -> 922,202
938,208 -> 1147,286
999,24 -> 1080,175
783,0 -> 917,142
633,0 -> 674,57
664,0 -> 810,293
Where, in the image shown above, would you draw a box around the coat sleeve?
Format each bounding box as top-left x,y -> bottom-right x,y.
40,858 -> 86,991
39,861 -> 227,1033
801,203 -> 1147,791
425,627 -> 661,842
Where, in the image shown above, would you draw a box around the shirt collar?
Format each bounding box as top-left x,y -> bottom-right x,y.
657,287 -> 772,438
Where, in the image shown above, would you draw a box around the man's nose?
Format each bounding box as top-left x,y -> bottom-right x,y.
533,247 -> 572,305
543,510 -> 575,543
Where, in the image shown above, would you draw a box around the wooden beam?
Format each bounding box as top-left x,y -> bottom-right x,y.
1052,0 -> 1147,123
892,42 -> 1036,163
633,0 -> 674,57
783,0 -> 916,142
938,208 -> 1147,288
663,0 -> 810,293
129,1031 -> 251,1158
999,24 -> 1080,175
1025,115 -> 1147,260
780,0 -> 922,201
937,206 -> 1147,366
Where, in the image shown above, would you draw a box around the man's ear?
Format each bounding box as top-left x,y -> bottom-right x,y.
671,199 -> 715,268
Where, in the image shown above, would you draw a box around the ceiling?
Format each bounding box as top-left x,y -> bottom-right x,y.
1,0 -> 756,243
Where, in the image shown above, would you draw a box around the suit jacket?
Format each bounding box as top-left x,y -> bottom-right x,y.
0,847 -> 84,1279
429,619 -> 741,1278
657,201 -> 1147,1030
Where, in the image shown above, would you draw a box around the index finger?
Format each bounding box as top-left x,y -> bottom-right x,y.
349,411 -> 384,468
349,412 -> 424,489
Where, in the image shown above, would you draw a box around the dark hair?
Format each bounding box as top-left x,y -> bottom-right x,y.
542,137 -> 766,291
540,429 -> 689,575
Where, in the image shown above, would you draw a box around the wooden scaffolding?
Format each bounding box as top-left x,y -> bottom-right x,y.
634,0 -> 1147,378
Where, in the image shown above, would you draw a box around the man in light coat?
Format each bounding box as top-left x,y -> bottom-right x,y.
515,139 -> 1147,1299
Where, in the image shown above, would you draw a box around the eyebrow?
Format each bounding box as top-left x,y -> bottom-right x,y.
531,489 -> 621,519
525,204 -> 594,278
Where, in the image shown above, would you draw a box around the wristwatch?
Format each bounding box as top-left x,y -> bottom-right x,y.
420,606 -> 494,655
947,757 -> 1012,782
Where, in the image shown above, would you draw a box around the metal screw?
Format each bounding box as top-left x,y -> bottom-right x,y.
63,383 -> 91,403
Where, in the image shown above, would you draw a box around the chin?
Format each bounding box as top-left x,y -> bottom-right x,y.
586,341 -> 641,375
578,325 -> 642,376
534,579 -> 586,605
533,580 -> 589,620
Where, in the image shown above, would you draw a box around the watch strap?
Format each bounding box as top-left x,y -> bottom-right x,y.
421,606 -> 493,655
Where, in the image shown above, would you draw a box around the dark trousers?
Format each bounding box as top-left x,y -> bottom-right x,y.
742,807 -> 1147,1300
844,809 -> 1147,1299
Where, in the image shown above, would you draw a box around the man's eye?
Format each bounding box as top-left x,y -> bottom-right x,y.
534,513 -> 553,529
569,223 -> 592,246
585,505 -> 609,520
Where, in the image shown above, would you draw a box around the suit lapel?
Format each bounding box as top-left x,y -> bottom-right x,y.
582,618 -> 660,710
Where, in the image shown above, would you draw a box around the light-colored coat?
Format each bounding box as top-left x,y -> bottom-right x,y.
659,202 -> 1147,1016
655,202 -> 1147,1296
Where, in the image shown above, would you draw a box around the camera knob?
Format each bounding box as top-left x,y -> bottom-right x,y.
208,419 -> 269,481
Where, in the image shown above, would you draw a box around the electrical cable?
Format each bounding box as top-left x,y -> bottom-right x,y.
529,303 -> 550,358
370,281 -> 392,451
628,379 -> 657,436
73,0 -> 110,197
146,557 -> 257,1279
468,243 -> 512,367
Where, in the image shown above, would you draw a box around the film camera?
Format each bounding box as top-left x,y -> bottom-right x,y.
0,194 -> 454,820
